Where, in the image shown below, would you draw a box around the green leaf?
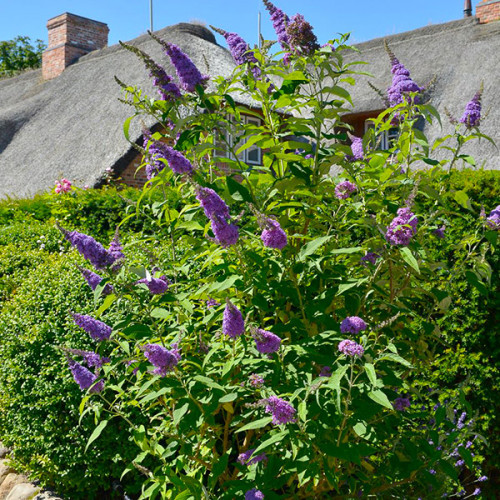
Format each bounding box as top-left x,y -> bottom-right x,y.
252,430 -> 289,455
173,403 -> 189,424
193,375 -> 224,391
399,247 -> 420,274
376,353 -> 413,368
94,293 -> 116,317
364,363 -> 377,386
330,246 -> 363,255
368,390 -> 393,410
236,416 -> 273,433
85,420 -> 109,452
298,236 -> 332,261
226,176 -> 253,202
140,387 -> 171,404
219,393 -> 238,403
454,190 -> 472,211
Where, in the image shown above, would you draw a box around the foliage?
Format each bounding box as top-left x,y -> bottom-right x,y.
47,11 -> 498,500
0,36 -> 46,77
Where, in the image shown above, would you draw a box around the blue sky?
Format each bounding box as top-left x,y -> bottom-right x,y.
1,0 -> 471,48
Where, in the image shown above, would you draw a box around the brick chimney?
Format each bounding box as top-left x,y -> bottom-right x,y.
42,13 -> 109,80
476,0 -> 500,23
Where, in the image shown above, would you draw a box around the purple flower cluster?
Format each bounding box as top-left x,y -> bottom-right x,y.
433,225 -> 446,239
206,298 -> 220,308
142,343 -> 181,376
486,205 -> 500,230
163,42 -> 209,93
72,313 -> 112,341
67,357 -> 104,393
263,0 -> 290,49
143,134 -> 194,179
319,365 -> 332,377
335,180 -> 357,200
348,135 -> 364,161
249,373 -> 265,387
456,411 -> 467,430
385,207 -> 418,246
213,27 -> 258,67
196,186 -> 239,247
136,274 -> 169,294
245,489 -> 265,500
222,300 -> 245,338
78,267 -> 113,295
340,316 -> 367,334
338,339 -> 364,357
66,349 -> 110,369
265,396 -> 296,425
59,226 -> 116,270
285,14 -> 319,55
387,53 -> 422,106
252,328 -> 282,354
260,217 -> 287,250
393,397 -> 411,411
108,230 -> 125,269
460,91 -> 482,128
361,252 -> 380,266
150,65 -> 181,101
238,448 -> 267,466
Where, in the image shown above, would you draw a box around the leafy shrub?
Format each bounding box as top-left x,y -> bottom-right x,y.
47,8 -> 498,499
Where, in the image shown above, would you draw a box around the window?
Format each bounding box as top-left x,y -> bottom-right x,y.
214,115 -> 262,166
364,121 -> 399,150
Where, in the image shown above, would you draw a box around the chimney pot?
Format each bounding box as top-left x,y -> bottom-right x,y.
42,13 -> 109,80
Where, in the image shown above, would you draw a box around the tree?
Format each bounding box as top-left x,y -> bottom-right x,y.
0,36 -> 46,77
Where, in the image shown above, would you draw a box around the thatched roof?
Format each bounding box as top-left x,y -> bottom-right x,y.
345,17 -> 500,168
0,23 -> 242,199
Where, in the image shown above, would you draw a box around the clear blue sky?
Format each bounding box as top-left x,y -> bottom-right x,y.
1,0 -> 473,47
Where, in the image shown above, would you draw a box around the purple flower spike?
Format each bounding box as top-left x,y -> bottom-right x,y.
163,42 -> 209,92
340,316 -> 367,334
335,180 -> 357,200
486,205 -> 500,230
252,327 -> 281,354
261,217 -> 287,250
460,90 -> 482,128
319,366 -> 332,377
136,274 -> 170,294
222,300 -> 245,338
142,343 -> 181,376
386,48 -> 422,106
78,266 -> 113,295
433,225 -> 446,239
67,357 -> 104,393
348,135 -> 364,161
58,225 -> 116,270
361,252 -> 380,266
72,313 -> 112,341
265,395 -> 296,425
385,207 -> 418,246
249,373 -> 265,387
338,339 -> 364,357
196,187 -> 230,221
286,14 -> 319,55
245,489 -> 265,500
238,448 -> 267,465
211,217 -> 239,247
393,397 -> 411,411
143,134 -> 193,179
263,0 -> 290,49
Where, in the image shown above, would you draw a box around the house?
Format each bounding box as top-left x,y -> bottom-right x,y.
343,0 -> 499,167
0,1 -> 499,199
0,13 -> 248,198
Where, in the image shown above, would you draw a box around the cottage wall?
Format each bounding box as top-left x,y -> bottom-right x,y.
476,0 -> 500,23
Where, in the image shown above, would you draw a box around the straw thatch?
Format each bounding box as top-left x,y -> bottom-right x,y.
0,23 -> 243,198
344,17 -> 500,168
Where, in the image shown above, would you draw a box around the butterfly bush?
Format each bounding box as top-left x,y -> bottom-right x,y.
57,5 -> 495,499
460,90 -> 482,128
